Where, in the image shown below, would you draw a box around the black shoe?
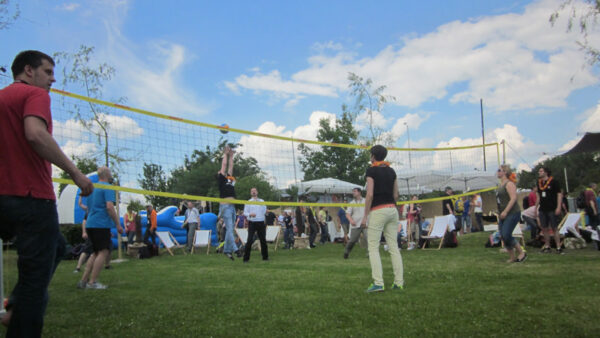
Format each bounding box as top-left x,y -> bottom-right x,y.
236,250 -> 243,258
310,244 -> 316,248
343,252 -> 349,259
226,253 -> 234,261
243,260 -> 249,263
263,258 -> 269,261
516,253 -> 528,263
105,265 -> 112,270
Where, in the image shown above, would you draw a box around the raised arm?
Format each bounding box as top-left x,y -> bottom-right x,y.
227,147 -> 235,176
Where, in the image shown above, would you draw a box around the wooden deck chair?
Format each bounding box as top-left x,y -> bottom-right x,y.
265,226 -> 281,251
192,230 -> 211,255
235,228 -> 249,246
558,212 -> 585,238
156,231 -> 186,256
421,215 -> 451,250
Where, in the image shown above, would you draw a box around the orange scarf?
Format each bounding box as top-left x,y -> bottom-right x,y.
226,175 -> 236,182
538,176 -> 553,191
371,161 -> 390,167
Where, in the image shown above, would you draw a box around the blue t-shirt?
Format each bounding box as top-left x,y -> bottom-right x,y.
463,200 -> 470,215
86,181 -> 116,229
338,207 -> 349,224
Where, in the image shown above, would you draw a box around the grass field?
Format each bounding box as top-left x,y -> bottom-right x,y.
1,232 -> 599,337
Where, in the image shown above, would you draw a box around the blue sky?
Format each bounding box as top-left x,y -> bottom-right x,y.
1,0 -> 599,183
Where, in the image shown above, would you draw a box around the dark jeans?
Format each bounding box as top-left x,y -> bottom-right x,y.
308,222 -> 318,246
474,212 -> 483,231
284,227 -> 294,248
244,221 -> 268,261
143,227 -> 157,246
522,215 -> 539,239
0,195 -> 65,338
319,222 -> 330,243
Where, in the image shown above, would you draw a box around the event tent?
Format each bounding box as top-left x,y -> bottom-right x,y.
293,177 -> 363,195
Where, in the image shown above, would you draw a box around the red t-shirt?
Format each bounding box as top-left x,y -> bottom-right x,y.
0,83 -> 55,200
528,191 -> 537,206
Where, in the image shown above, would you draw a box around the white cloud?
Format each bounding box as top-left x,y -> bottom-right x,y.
355,110 -> 389,131
238,111 -> 336,188
59,3 -> 80,11
226,0 -> 598,111
54,114 -> 143,142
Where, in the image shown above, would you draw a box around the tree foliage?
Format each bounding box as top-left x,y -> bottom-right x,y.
138,163 -> 170,210
298,111 -> 370,185
0,0 -> 20,31
517,152 -> 600,195
347,72 -> 395,144
550,0 -> 600,66
53,45 -> 129,169
58,156 -> 99,195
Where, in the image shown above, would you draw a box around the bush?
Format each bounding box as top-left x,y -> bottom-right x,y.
60,224 -> 83,245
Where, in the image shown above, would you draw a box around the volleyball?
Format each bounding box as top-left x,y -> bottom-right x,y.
219,123 -> 229,134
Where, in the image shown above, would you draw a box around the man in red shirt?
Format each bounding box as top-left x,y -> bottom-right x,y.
0,50 -> 93,336
528,186 -> 537,207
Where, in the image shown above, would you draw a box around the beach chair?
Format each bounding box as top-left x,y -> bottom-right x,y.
265,226 -> 281,251
235,228 -> 249,245
156,231 -> 186,256
558,212 -> 585,238
192,230 -> 211,255
421,215 -> 452,250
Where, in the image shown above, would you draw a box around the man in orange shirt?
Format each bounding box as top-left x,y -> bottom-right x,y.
144,204 -> 158,246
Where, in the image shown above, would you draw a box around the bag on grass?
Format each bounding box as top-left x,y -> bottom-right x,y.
442,230 -> 457,248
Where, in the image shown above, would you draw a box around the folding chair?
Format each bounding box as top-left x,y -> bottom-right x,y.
421,215 -> 452,250
558,212 -> 585,238
265,226 -> 281,251
156,231 -> 186,256
192,230 -> 212,255
235,228 -> 249,246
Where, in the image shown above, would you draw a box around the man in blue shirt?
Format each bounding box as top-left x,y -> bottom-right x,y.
77,167 -> 123,289
337,204 -> 350,243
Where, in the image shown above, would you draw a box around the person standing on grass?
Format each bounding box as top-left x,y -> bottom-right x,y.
496,165 -> 526,263
243,187 -> 269,262
182,201 -> 200,252
584,183 -> 598,233
295,203 -> 306,236
535,167 -> 563,254
344,187 -> 367,259
307,206 -> 319,249
124,204 -> 137,245
361,145 -> 404,293
406,195 -> 420,250
337,204 -> 350,243
77,167 -> 123,289
283,211 -> 294,249
318,207 -> 330,244
144,204 -> 158,247
0,50 -> 95,335
217,145 -> 242,260
472,193 -> 483,232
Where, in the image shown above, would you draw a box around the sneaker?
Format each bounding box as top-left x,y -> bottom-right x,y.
226,253 -> 234,261
366,283 -> 385,293
391,283 -> 403,290
556,248 -> 565,255
76,280 -> 87,289
407,243 -> 415,251
87,282 -> 108,290
73,268 -> 80,273
343,252 -> 349,259
516,253 -> 528,263
539,247 -> 550,254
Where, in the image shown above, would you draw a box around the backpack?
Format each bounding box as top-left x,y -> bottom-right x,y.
576,191 -> 586,209
454,199 -> 464,213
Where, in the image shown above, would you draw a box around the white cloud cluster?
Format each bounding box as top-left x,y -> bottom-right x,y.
225,0 -> 598,111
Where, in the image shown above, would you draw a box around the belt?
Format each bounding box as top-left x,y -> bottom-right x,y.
371,203 -> 396,211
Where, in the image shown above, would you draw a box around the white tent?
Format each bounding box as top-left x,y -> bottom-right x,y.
441,171 -> 498,191
294,177 -> 363,195
395,169 -> 497,194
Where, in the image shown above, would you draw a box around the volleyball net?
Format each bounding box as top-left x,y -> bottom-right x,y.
48,88 -> 501,209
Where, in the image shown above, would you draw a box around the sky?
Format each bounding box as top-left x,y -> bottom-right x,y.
1,0 -> 599,187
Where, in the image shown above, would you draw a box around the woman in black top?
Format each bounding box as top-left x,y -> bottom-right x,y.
361,145 -> 404,293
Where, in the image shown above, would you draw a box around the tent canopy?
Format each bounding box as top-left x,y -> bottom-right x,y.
293,177 -> 363,195
563,132 -> 600,155
395,169 -> 497,194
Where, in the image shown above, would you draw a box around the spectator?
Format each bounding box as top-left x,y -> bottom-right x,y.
521,204 -> 541,239
306,206 -> 319,248
528,186 -> 538,208
337,205 -> 350,243
0,50 -> 94,336
462,196 -> 472,233
585,183 -> 598,232
406,195 -> 421,250
265,209 -> 277,226
318,207 -> 330,244
181,201 -> 200,252
536,167 -> 563,254
283,211 -> 294,249
243,187 -> 268,262
344,187 -> 367,259
295,203 -> 305,235
235,209 -> 247,229
144,204 -> 158,247
124,204 -> 137,245
472,193 -> 483,232
496,165 -> 526,263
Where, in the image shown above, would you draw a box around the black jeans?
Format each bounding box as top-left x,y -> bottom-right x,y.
319,222 -> 330,243
144,227 -> 157,246
0,195 -> 65,338
244,221 -> 268,261
309,222 -> 318,246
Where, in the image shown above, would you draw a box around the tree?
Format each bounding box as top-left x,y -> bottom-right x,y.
53,45 -> 129,169
550,0 -> 600,66
58,156 -> 98,195
347,72 -> 395,144
138,163 -> 170,209
0,0 -> 20,31
298,111 -> 370,185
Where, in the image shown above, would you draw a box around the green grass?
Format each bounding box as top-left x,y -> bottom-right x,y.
1,232 -> 600,337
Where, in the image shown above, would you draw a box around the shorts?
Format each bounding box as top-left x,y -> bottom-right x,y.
86,228 -> 112,253
538,211 -> 558,229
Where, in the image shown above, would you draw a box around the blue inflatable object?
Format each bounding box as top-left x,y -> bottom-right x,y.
110,206 -> 219,249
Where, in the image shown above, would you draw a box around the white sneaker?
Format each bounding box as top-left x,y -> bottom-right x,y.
407,243 -> 415,251
76,280 -> 87,289
87,282 -> 108,290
